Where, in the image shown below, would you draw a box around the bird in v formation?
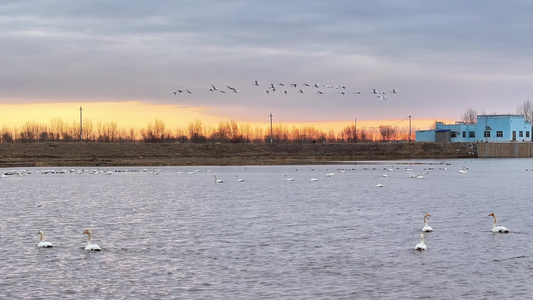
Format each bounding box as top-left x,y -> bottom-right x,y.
172,80 -> 397,100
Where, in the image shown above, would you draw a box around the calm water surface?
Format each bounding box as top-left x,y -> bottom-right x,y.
1,159 -> 532,299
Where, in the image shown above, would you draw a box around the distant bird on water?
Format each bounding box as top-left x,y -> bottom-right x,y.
489,213 -> 509,233
83,229 -> 101,251
422,213 -> 433,232
415,233 -> 427,251
37,230 -> 53,248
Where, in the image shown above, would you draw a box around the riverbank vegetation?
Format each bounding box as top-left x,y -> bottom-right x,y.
1,118 -> 416,144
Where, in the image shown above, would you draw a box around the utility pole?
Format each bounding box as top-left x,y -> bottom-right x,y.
79,106 -> 83,142
409,115 -> 411,142
269,113 -> 273,143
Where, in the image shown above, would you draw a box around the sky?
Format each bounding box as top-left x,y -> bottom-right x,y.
1,0 -> 533,132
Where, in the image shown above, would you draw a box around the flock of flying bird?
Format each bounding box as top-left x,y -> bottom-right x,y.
414,212 -> 509,251
172,81 -> 398,101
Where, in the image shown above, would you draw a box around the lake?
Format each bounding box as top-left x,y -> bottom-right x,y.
1,159 -> 532,299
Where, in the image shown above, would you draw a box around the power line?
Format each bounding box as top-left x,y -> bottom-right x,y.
369,115 -> 411,128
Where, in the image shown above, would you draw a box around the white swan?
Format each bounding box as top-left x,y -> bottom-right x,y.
459,166 -> 467,173
376,181 -> 383,187
489,213 -> 509,233
285,175 -> 294,181
422,213 -> 433,232
37,230 -> 53,248
415,233 -> 427,251
83,229 -> 102,251
235,175 -> 245,182
214,175 -> 223,183
309,175 -> 319,181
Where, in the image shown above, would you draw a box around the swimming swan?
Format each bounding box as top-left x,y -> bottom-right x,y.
415,233 -> 427,251
83,229 -> 102,251
235,175 -> 245,182
422,213 -> 433,232
37,230 -> 53,248
214,175 -> 223,183
489,213 -> 509,233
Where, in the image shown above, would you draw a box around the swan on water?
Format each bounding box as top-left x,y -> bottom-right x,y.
214,175 -> 223,183
459,166 -> 467,173
235,175 -> 245,182
376,180 -> 383,187
415,233 -> 427,251
285,175 -> 294,181
309,175 -> 319,181
37,230 -> 53,248
422,213 -> 433,232
83,229 -> 102,251
489,213 -> 509,233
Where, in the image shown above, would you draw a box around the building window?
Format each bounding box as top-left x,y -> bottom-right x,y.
451,131 -> 457,138
469,131 -> 475,138
527,131 -> 530,138
496,131 -> 503,137
462,131 -> 466,138
484,131 -> 491,138
519,131 -> 523,137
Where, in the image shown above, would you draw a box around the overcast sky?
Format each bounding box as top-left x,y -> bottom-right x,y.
1,0 -> 533,124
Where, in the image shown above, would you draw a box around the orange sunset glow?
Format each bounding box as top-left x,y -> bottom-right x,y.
0,102 -> 448,134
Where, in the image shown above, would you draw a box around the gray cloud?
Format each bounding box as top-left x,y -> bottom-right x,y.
1,0 -> 533,122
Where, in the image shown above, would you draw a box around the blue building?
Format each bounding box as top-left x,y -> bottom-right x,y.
416,115 -> 532,142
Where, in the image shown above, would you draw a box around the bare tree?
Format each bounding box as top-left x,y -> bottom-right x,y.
188,119 -> 204,143
342,124 -> 356,143
461,108 -> 477,124
516,99 -> 533,123
379,125 -> 397,142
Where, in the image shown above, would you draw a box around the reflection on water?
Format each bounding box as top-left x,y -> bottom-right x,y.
1,159 -> 532,299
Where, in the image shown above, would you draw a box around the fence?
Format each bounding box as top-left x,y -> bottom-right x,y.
477,142 -> 533,158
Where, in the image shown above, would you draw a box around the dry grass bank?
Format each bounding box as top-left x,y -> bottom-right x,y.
0,142 -> 476,167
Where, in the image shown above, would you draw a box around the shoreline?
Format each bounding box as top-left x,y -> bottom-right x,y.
0,142 -> 476,167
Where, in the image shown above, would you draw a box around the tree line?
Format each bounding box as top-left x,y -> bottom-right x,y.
0,118 -> 414,143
